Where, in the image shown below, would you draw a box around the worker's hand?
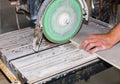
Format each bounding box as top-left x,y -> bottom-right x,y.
80,33 -> 117,53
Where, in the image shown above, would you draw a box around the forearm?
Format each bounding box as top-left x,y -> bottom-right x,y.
109,23 -> 120,44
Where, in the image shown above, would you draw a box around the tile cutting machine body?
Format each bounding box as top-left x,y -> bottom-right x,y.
0,0 -> 112,84
14,0 -> 89,51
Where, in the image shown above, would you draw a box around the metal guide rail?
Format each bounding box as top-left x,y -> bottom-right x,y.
0,20 -> 111,84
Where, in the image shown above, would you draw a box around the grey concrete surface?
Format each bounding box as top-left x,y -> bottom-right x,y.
117,5 -> 120,22
0,0 -> 2,33
0,0 -> 120,84
0,71 -> 9,84
0,0 -> 30,34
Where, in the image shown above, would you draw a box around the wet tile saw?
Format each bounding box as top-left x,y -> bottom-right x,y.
0,0 -> 112,84
28,0 -> 89,51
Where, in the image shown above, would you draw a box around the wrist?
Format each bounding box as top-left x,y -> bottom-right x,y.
108,31 -> 120,45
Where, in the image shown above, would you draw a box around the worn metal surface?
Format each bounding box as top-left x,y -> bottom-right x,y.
0,28 -> 63,64
11,44 -> 97,83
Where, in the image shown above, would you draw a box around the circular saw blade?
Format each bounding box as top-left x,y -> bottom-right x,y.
43,0 -> 83,43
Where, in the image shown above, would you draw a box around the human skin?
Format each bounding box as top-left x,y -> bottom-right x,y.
80,23 -> 120,53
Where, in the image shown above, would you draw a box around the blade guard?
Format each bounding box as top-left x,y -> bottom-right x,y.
34,0 -> 89,45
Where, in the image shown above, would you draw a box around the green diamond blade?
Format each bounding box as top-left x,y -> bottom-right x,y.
43,0 -> 83,43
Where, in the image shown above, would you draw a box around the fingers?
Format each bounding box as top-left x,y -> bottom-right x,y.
82,42 -> 106,54
85,42 -> 99,51
80,38 -> 107,53
82,42 -> 100,53
80,34 -> 111,53
88,47 -> 99,54
80,37 -> 97,49
88,45 -> 106,54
